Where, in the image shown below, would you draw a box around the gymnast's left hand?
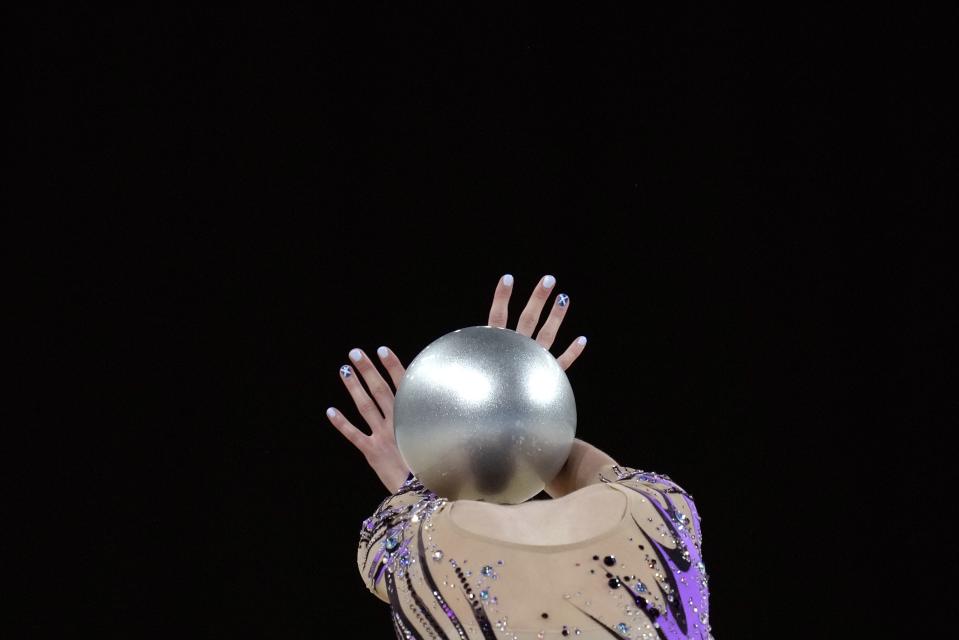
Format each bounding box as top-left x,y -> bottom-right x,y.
325,346 -> 411,494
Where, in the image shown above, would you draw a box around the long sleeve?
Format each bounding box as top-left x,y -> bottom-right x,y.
597,460 -> 706,576
597,462 -> 702,536
354,464 -> 712,638
356,471 -> 439,604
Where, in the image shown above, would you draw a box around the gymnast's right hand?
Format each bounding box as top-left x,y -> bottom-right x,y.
487,273 -> 587,370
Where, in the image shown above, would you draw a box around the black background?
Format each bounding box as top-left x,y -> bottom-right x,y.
13,5 -> 954,638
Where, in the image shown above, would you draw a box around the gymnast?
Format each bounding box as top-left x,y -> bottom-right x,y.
326,274 -> 713,640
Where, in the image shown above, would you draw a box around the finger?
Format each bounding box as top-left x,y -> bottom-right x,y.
375,345 -> 406,389
325,406 -> 369,455
488,274 -> 514,328
516,274 -> 556,337
555,336 -> 587,371
348,348 -> 395,420
338,363 -> 385,432
534,292 -> 570,350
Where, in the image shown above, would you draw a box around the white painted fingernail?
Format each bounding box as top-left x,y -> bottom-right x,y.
349,348 -> 362,362
543,275 -> 556,289
502,274 -> 513,287
576,336 -> 587,346
377,346 -> 389,359
326,407 -> 337,418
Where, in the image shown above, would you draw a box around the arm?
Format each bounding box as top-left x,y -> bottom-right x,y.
356,476 -> 436,604
326,274 -> 588,494
544,437 -> 618,499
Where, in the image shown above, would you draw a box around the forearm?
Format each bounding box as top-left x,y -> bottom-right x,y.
544,437 -> 618,499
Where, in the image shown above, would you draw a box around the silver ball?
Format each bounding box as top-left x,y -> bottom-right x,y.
394,325 -> 576,504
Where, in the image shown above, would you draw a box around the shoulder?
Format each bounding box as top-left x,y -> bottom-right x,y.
359,474 -> 442,551
356,474 -> 445,604
369,475 -> 438,520
596,462 -> 694,496
595,462 -> 703,538
594,463 -> 697,512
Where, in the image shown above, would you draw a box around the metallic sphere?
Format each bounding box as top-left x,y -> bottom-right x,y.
394,325 -> 577,504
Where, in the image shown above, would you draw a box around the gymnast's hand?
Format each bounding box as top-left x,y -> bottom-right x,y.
326,273 -> 587,494
488,273 -> 587,370
326,344 -> 411,495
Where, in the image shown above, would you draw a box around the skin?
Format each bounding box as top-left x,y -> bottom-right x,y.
451,476 -> 625,543
325,274 -> 588,494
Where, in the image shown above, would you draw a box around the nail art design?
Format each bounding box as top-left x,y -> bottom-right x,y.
340,365 -> 353,378
556,293 -> 569,307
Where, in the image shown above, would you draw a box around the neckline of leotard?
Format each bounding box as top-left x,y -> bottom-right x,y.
443,482 -> 630,553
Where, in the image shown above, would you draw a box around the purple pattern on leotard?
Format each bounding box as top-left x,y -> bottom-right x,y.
606,465 -> 711,640
360,466 -> 713,639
